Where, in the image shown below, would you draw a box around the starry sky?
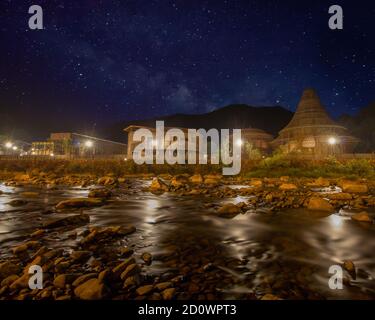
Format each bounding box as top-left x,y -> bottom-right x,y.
0,0 -> 374,140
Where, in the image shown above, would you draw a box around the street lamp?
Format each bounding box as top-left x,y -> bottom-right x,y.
5,142 -> 13,149
236,139 -> 243,147
328,137 -> 337,145
85,140 -> 94,148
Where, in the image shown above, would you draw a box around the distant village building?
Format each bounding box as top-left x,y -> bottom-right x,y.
31,133 -> 126,158
124,125 -> 273,160
124,125 -> 190,160
272,88 -> 359,155
0,136 -> 30,155
238,128 -> 273,154
125,89 -> 360,160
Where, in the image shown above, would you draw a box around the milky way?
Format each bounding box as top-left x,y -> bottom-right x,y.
0,0 -> 374,139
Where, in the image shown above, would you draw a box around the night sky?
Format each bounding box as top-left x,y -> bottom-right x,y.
0,0 -> 374,140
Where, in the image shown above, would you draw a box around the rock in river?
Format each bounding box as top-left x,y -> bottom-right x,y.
307,197 -> 334,212
136,285 -> 153,296
217,203 -> 241,218
149,178 -> 169,192
341,181 -> 368,194
189,174 -> 203,184
141,252 -> 152,265
88,189 -> 112,199
42,213 -> 90,229
351,211 -> 373,223
56,198 -> 105,210
74,278 -> 108,300
279,183 -> 298,191
0,262 -> 21,280
80,225 -> 136,245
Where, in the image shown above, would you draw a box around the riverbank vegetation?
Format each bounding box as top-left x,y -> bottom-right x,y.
0,155 -> 374,179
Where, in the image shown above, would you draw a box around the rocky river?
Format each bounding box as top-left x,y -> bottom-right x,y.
0,174 -> 375,300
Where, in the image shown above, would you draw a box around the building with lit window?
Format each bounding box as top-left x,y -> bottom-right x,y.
272,88 -> 359,155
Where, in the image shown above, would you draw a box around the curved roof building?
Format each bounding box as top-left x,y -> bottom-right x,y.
272,88 -> 359,154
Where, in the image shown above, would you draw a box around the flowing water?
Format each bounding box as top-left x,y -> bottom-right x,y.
1,181 -> 375,300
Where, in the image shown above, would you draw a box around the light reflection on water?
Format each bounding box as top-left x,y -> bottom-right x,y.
0,183 -> 374,299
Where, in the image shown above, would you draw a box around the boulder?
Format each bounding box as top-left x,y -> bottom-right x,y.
313,177 -> 330,187
307,197 -> 334,212
141,252 -> 152,265
72,273 -> 97,287
351,212 -> 373,223
42,213 -> 90,229
14,174 -> 31,182
98,269 -> 111,283
170,175 -> 189,188
155,282 -> 173,291
162,288 -> 176,300
189,174 -> 203,184
1,274 -> 19,287
97,176 -> 117,186
70,250 -> 92,263
149,178 -> 169,192
123,276 -> 139,289
217,203 -> 241,218
53,274 -> 79,289
120,264 -> 140,280
8,199 -> 28,207
261,293 -> 282,300
343,260 -> 356,279
112,258 -> 136,277
279,183 -> 298,191
20,192 -> 39,198
56,198 -> 104,210
31,229 -> 45,238
80,225 -> 136,245
326,193 -> 352,200
74,278 -> 108,300
9,273 -> 29,290
250,179 -> 263,188
342,181 -> 368,193
119,247 -> 134,258
88,189 -> 112,199
12,240 -> 40,255
136,285 -> 153,296
204,175 -> 221,185
0,262 -> 21,280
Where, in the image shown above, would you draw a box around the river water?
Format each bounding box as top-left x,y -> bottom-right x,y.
1,181 -> 375,300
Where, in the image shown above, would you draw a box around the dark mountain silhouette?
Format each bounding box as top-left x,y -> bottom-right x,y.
106,104 -> 294,141
338,102 -> 375,152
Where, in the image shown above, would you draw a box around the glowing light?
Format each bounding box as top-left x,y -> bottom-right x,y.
84,140 -> 94,148
124,157 -> 128,161
5,142 -> 13,149
328,137 -> 337,145
50,153 -> 54,157
329,214 -> 343,229
12,146 -> 18,151
236,139 -> 243,147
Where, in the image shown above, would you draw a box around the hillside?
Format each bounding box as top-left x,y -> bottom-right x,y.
107,104 -> 293,141
338,102 -> 375,152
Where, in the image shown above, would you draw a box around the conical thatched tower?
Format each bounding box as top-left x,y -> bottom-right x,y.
272,88 -> 359,155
